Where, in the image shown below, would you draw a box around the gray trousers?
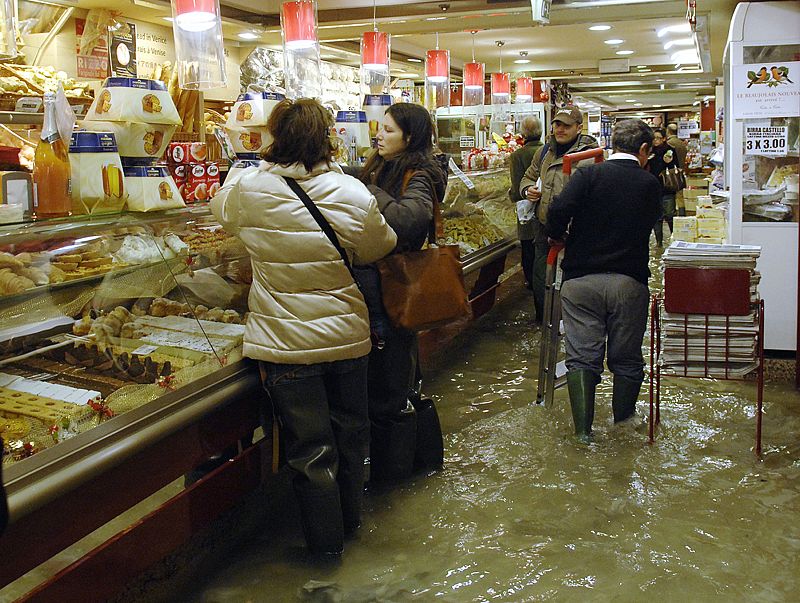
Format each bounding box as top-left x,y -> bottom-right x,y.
560,273 -> 649,381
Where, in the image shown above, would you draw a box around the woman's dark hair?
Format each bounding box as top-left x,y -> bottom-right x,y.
359,103 -> 436,197
653,127 -> 667,138
262,98 -> 334,171
611,118 -> 654,155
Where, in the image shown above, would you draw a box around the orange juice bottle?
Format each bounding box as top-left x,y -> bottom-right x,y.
33,92 -> 71,218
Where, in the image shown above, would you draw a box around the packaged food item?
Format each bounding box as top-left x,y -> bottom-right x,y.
84,77 -> 181,125
167,142 -> 207,164
333,111 -> 370,164
225,91 -> 285,128
206,163 -> 220,199
169,163 -> 188,200
68,132 -> 126,214
186,162 -> 206,203
122,165 -> 184,212
227,127 -> 271,155
82,121 -> 175,160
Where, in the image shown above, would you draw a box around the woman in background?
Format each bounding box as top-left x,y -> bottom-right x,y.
212,98 -> 396,555
647,127 -> 681,247
355,102 -> 447,483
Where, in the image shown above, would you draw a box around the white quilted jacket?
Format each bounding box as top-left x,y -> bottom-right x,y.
211,161 -> 397,364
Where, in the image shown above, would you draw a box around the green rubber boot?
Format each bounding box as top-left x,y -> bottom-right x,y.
612,375 -> 642,423
566,370 -> 598,442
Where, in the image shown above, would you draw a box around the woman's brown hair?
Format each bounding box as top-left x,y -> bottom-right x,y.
359,103 -> 436,198
261,98 -> 334,171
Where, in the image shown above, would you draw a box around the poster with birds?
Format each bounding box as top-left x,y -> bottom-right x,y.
735,61 -> 800,119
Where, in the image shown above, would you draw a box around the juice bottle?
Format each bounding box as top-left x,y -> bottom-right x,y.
33,92 -> 71,218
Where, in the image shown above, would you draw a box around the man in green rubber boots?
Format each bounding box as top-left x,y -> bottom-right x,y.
544,119 -> 661,441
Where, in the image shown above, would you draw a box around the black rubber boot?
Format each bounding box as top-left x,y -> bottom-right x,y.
612,375 -> 642,423
369,400 -> 417,483
566,370 -> 598,442
294,480 -> 344,555
653,221 -> 664,247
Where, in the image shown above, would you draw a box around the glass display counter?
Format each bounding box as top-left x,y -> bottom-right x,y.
441,168 -> 517,259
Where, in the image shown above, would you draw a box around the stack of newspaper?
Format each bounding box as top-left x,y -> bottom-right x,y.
660,242 -> 761,378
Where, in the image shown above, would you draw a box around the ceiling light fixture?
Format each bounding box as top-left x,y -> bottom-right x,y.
604,39 -> 624,45
238,31 -> 259,40
407,57 -> 422,63
463,31 -> 485,106
626,99 -> 637,102
616,50 -> 634,55
589,24 -> 611,31
514,59 -> 530,64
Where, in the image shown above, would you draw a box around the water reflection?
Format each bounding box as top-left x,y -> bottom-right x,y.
186,246 -> 800,603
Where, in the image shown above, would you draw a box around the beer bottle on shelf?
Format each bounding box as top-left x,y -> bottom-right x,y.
33,92 -> 71,218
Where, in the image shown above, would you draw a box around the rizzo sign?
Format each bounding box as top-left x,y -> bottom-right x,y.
733,62 -> 800,119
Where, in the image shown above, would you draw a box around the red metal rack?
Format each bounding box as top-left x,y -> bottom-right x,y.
649,267 -> 765,456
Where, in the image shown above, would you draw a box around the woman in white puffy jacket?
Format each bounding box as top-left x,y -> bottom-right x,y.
211,98 -> 396,556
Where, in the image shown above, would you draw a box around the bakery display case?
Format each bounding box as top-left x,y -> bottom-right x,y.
442,168 -> 516,258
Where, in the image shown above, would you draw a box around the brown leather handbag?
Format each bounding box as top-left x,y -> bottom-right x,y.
377,171 -> 471,332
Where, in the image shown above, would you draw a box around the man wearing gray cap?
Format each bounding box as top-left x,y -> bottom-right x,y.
519,106 -> 598,322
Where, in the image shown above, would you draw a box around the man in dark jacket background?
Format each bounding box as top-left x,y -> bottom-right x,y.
509,115 -> 543,291
545,118 -> 661,441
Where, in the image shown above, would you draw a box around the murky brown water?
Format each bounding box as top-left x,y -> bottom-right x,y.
184,248 -> 800,602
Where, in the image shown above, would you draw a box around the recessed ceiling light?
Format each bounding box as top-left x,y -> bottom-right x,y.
425,16 -> 447,21
589,25 -> 611,31
163,17 -> 174,22
514,59 -> 531,64
626,99 -> 637,102
654,104 -> 662,108
407,58 -> 422,63
616,50 -> 634,55
656,78 -> 665,82
238,32 -> 260,40
639,68 -> 651,72
671,49 -> 699,63
637,65 -> 647,69
604,39 -> 624,45
634,103 -> 643,106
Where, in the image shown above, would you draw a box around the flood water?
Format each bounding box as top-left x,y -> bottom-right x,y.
184,250 -> 800,602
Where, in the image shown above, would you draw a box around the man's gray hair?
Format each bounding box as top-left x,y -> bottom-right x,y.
667,123 -> 678,135
520,116 -> 542,141
611,118 -> 654,155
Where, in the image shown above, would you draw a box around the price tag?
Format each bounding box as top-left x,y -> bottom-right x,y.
744,125 -> 788,157
15,97 -> 43,113
132,344 -> 159,356
448,157 -> 475,190
459,136 -> 475,148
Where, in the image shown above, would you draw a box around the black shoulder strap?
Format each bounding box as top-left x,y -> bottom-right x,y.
537,143 -> 550,169
283,176 -> 359,284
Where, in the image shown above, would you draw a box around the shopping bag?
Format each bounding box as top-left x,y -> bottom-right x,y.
377,244 -> 471,331
660,166 -> 686,193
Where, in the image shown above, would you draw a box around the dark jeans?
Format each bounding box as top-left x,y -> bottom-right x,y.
653,193 -> 676,245
260,355 -> 369,550
367,325 -> 418,481
368,327 -> 417,426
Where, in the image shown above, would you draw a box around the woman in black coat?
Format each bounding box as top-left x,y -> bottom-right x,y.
355,103 -> 447,482
647,127 -> 682,246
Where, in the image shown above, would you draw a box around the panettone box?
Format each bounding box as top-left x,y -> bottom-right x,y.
84,78 -> 181,125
